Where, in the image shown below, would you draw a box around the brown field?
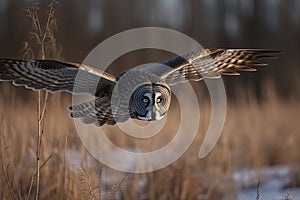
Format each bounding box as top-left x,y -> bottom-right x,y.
0,78 -> 299,199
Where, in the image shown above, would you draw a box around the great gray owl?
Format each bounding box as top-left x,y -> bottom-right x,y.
0,49 -> 279,126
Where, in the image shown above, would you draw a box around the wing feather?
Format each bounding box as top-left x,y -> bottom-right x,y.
0,59 -> 116,96
159,49 -> 281,85
69,96 -> 130,126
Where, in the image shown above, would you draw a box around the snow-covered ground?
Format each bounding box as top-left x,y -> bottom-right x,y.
233,165 -> 300,200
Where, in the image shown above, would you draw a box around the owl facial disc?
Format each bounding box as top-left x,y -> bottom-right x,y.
137,92 -> 165,121
129,83 -> 171,121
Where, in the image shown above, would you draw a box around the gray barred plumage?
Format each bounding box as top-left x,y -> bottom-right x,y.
0,49 -> 280,126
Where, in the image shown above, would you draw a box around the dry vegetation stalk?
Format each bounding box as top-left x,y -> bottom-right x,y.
77,166 -> 101,200
104,173 -> 133,200
63,136 -> 67,200
23,1 -> 59,199
256,179 -> 261,200
77,163 -> 133,200
0,139 -> 18,200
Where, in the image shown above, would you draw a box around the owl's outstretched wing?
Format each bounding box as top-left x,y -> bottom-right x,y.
69,96 -> 132,126
158,49 -> 281,85
69,96 -> 116,126
0,59 -> 116,96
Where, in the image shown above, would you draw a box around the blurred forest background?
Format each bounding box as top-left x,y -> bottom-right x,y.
0,0 -> 300,199
0,0 -> 299,99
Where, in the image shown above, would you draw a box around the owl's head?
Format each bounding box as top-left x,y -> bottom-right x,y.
129,83 -> 171,121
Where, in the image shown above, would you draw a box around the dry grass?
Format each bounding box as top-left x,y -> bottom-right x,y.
0,2 -> 300,200
1,77 -> 299,199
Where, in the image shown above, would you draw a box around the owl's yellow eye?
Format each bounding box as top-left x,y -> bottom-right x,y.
143,98 -> 149,103
156,97 -> 162,103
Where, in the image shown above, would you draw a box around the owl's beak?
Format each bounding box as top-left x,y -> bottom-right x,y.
137,107 -> 164,121
150,107 -> 164,121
